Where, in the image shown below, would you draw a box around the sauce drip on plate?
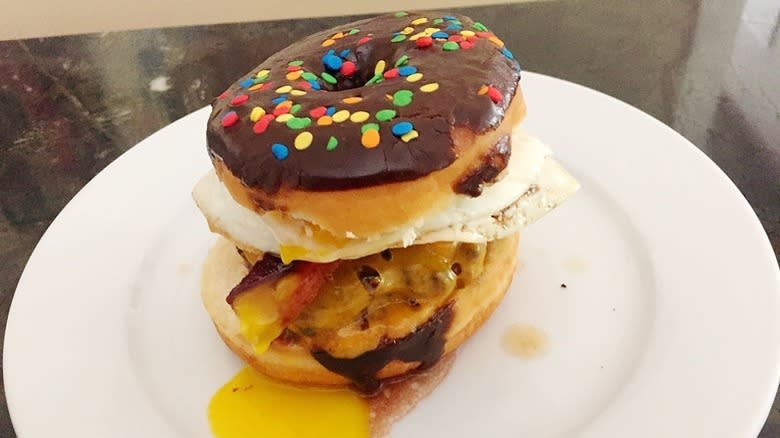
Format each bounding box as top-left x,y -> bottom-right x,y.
209,367 -> 369,438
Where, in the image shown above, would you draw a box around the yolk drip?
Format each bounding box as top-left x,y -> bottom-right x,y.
209,367 -> 369,438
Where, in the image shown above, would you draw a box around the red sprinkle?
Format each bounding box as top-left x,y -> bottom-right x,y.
261,82 -> 273,91
466,35 -> 478,42
229,94 -> 249,106
340,61 -> 357,76
309,106 -> 327,118
383,68 -> 399,79
415,36 -> 433,48
221,111 -> 239,127
460,41 -> 474,50
218,90 -> 229,100
287,65 -> 302,72
448,35 -> 464,43
476,31 -> 493,38
252,114 -> 275,134
297,81 -> 312,90
487,86 -> 503,103
357,36 -> 371,45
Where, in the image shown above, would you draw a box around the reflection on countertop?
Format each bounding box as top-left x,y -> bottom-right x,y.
0,1 -> 777,437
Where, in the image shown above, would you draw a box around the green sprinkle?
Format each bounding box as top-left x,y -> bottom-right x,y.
254,76 -> 268,84
348,28 -> 360,35
286,117 -> 312,130
392,90 -> 413,107
442,41 -> 459,51
394,11 -> 408,17
321,72 -> 337,84
288,60 -> 304,66
394,55 -> 410,67
366,74 -> 382,85
473,22 -> 488,31
375,109 -> 397,121
433,18 -> 444,25
301,71 -> 317,81
391,34 -> 407,43
326,136 -> 339,150
361,123 -> 380,133
451,20 -> 462,25
290,104 -> 301,114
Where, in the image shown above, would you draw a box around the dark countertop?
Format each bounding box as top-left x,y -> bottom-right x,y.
1,1 -> 778,436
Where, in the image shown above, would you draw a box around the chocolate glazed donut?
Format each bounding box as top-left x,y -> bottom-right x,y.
207,11 -> 522,194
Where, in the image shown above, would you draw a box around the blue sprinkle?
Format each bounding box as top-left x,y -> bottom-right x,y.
393,31 -> 400,35
308,80 -> 321,90
239,78 -> 255,88
339,49 -> 351,58
397,66 -> 417,77
431,31 -> 449,39
501,47 -> 514,60
446,24 -> 462,31
443,15 -> 456,20
271,95 -> 287,104
322,54 -> 343,71
327,49 -> 335,55
391,121 -> 413,136
326,106 -> 336,116
271,144 -> 289,160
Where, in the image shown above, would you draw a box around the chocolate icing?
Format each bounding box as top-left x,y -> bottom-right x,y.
207,12 -> 522,193
454,134 -> 511,196
311,302 -> 454,394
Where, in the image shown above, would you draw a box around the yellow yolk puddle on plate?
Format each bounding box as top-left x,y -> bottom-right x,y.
209,367 -> 369,438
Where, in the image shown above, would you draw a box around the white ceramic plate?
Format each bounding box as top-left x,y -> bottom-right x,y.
5,72 -> 780,438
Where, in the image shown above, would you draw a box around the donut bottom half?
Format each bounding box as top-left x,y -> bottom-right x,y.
201,233 -> 519,387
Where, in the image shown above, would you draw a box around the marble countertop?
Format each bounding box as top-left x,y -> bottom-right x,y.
0,1 -> 777,436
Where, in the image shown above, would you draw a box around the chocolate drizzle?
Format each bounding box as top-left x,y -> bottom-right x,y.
207,11 -> 522,193
311,302 -> 454,394
225,254 -> 294,304
454,134 -> 511,196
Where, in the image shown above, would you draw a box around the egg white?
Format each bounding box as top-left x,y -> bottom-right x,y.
193,127 -> 579,262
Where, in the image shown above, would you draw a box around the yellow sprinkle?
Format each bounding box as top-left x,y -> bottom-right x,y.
401,129 -> 419,143
460,30 -> 475,37
321,39 -> 336,47
423,27 -> 440,35
277,100 -> 293,109
317,115 -> 333,126
276,113 -> 293,123
275,85 -> 292,94
342,96 -> 363,104
294,131 -> 313,150
290,89 -> 307,96
374,60 -> 386,76
488,36 -> 505,47
406,73 -> 423,83
332,110 -> 351,123
332,32 -> 345,39
361,129 -> 380,148
350,111 -> 370,123
248,84 -> 264,92
409,32 -> 426,41
401,27 -> 414,35
256,69 -> 270,78
478,85 -> 489,95
286,70 -> 302,81
411,17 -> 428,26
385,94 -> 394,101
249,107 -> 266,122
420,83 -> 439,93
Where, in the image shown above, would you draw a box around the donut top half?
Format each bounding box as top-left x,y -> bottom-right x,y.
207,11 -> 522,194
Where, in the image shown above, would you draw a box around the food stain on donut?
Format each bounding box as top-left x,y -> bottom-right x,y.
501,324 -> 547,359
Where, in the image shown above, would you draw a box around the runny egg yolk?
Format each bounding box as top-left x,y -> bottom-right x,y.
209,367 -> 369,438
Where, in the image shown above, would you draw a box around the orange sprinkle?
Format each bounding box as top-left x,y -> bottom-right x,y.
342,96 -> 363,104
286,70 -> 303,81
321,39 -> 336,47
361,129 -> 380,148
478,85 -> 489,95
332,32 -> 345,39
488,36 -> 505,47
317,116 -> 333,126
248,84 -> 264,91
